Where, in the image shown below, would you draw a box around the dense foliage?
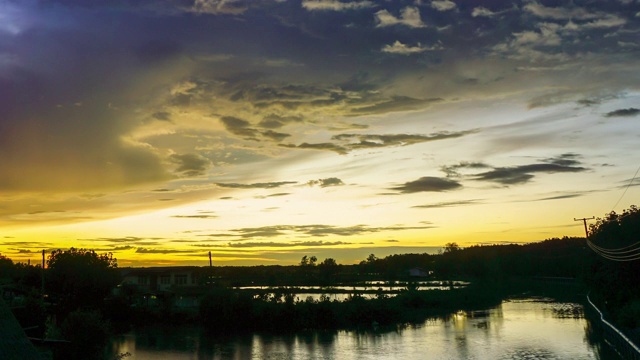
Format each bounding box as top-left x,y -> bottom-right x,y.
432,237 -> 586,280
198,283 -> 508,334
47,247 -> 120,313
586,206 -> 640,329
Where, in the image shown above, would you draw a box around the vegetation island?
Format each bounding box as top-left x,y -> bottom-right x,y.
1,206 -> 639,359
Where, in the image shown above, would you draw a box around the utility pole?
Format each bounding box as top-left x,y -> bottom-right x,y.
208,251 -> 213,286
574,217 -> 595,239
41,249 -> 45,303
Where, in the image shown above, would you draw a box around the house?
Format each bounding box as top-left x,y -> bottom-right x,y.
408,267 -> 432,277
117,267 -> 213,312
120,266 -> 205,293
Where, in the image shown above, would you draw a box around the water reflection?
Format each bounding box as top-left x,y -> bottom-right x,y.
108,298 -> 620,360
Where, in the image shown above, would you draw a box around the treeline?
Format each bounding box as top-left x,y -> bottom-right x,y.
583,205 -> 640,331
197,283 -> 505,334
208,238 -> 586,287
1,248 -> 120,360
432,237 -> 586,280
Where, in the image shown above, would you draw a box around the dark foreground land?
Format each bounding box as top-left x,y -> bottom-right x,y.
1,206 -> 639,360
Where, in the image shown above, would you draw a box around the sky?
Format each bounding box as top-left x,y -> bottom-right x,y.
1,0 -> 639,267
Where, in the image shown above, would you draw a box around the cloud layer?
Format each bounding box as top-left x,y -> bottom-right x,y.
1,0 -> 639,265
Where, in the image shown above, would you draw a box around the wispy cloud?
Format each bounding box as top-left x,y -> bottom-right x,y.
280,142 -> 348,155
412,200 -> 480,209
392,177 -> 462,193
307,177 -> 345,187
283,129 -> 472,154
523,2 -> 600,20
333,131 -> 471,148
172,211 -> 218,219
302,0 -> 374,11
136,248 -> 200,254
215,181 -> 298,189
441,162 -> 491,177
227,240 -> 354,248
605,108 -> 640,117
473,155 -> 588,185
201,224 -> 435,239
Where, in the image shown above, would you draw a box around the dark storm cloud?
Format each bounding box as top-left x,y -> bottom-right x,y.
169,153 -> 211,176
391,177 -> 462,193
605,108 -> 640,117
307,177 -> 345,187
215,181 -> 298,189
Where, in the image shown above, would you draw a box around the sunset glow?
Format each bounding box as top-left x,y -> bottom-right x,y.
1,0 -> 639,266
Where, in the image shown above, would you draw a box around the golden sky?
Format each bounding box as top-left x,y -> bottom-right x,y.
1,0 -> 639,266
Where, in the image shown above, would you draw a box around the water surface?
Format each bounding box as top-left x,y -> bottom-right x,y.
108,298 -> 619,359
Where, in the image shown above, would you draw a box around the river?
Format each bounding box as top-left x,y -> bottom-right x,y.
107,297 -> 620,359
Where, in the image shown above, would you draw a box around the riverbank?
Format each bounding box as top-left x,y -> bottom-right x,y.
114,277 -> 584,334
107,294 -> 619,360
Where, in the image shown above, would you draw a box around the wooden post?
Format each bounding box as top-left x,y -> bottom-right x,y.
574,217 -> 595,239
41,250 -> 45,303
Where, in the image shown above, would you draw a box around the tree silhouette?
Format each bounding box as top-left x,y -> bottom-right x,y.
47,248 -> 120,313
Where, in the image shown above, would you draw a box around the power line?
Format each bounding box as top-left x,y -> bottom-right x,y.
587,240 -> 640,261
588,239 -> 640,255
575,216 -> 640,262
611,162 -> 640,212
